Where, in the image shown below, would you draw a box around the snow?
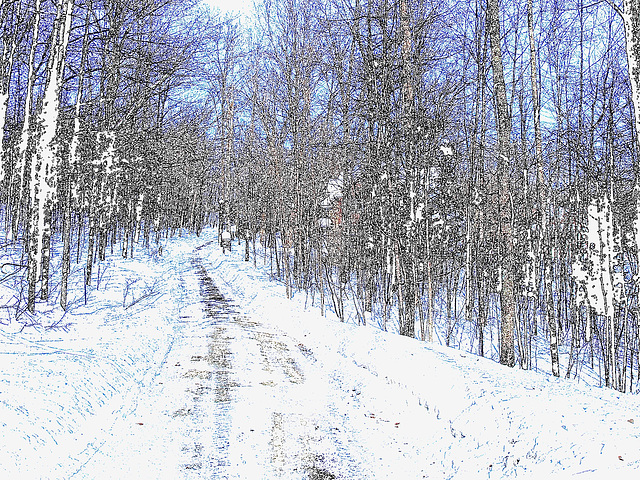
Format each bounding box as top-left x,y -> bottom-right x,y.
0,228 -> 639,478
440,145 -> 453,156
327,173 -> 344,201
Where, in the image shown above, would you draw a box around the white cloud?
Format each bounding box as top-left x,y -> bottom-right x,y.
203,0 -> 249,14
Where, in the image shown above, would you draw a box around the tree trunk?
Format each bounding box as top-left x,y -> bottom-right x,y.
13,0 -> 41,242
40,209 -> 51,300
60,192 -> 72,309
86,218 -> 96,286
487,0 -> 516,367
426,230 -> 435,343
27,0 -> 74,311
622,1 -> 640,155
0,14 -> 17,187
546,243 -> 560,376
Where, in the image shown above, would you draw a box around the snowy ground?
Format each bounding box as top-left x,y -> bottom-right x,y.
1,228 -> 639,479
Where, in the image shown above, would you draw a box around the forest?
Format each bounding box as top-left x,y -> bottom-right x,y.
1,0 -> 640,394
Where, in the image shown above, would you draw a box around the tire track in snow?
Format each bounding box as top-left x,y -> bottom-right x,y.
188,250 -> 343,478
72,239 -> 364,479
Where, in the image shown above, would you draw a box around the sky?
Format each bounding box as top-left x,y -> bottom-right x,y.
203,0 -> 250,15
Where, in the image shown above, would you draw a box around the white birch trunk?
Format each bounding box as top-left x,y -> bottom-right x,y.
27,0 -> 74,310
135,192 -> 145,243
13,0 -> 41,240
622,1 -> 640,151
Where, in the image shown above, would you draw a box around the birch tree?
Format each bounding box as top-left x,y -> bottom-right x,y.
27,0 -> 74,312
12,0 -> 41,241
573,195 -> 624,388
613,0 -> 640,153
61,1 -> 91,310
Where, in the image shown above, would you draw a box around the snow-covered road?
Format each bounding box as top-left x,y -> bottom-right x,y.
73,239 -> 434,479
2,229 -> 640,479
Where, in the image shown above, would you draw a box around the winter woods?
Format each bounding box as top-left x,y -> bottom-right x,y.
215,0 -> 640,393
0,0 -> 218,312
2,0 -> 640,393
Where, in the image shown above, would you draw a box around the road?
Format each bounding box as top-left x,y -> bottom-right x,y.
73,241 -> 414,479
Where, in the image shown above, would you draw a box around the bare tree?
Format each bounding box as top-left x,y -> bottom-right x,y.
486,0 -> 516,367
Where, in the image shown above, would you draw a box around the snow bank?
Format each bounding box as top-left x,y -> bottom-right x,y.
0,232 -> 198,479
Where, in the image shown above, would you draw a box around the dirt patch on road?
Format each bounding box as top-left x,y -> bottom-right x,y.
253,330 -> 305,384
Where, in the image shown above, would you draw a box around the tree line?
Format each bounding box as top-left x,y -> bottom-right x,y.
215,0 -> 640,393
0,0 -> 223,313
2,0 -> 640,394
